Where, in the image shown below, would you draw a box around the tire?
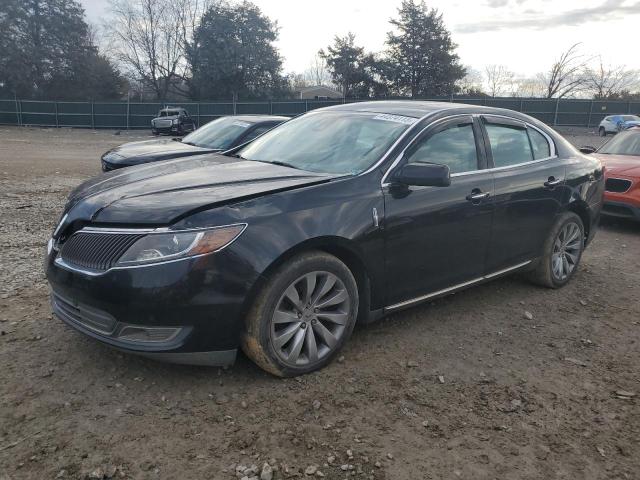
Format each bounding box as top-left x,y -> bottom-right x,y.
599,127 -> 606,137
152,130 -> 159,136
528,212 -> 585,288
241,251 -> 359,377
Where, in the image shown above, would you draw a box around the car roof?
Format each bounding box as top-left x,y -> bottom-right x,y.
322,100 -> 542,119
231,115 -> 289,123
324,100 -> 457,118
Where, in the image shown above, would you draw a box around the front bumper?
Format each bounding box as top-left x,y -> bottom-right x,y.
152,125 -> 181,135
46,247 -> 255,366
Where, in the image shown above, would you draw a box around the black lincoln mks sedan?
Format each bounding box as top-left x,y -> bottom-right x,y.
45,101 -> 604,377
101,115 -> 287,171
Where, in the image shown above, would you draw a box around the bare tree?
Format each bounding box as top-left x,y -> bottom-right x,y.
537,43 -> 588,99
584,58 -> 640,99
105,0 -> 209,101
512,77 -> 546,98
484,65 -> 515,97
456,66 -> 484,95
304,54 -> 331,86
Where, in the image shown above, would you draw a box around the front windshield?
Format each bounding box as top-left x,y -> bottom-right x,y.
237,111 -> 415,174
182,117 -> 253,149
599,131 -> 640,156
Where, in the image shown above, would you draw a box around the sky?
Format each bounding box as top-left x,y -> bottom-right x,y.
80,0 -> 640,77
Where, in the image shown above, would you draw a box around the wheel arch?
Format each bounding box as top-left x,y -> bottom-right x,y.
239,236 -> 373,325
565,200 -> 591,241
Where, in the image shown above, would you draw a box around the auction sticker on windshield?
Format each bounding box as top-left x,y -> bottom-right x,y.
372,114 -> 418,125
232,121 -> 251,128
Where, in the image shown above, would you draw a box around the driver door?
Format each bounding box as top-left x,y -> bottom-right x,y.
383,116 -> 495,308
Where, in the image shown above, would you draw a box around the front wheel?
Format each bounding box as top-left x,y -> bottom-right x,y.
241,251 -> 359,377
599,127 -> 607,137
528,212 -> 584,288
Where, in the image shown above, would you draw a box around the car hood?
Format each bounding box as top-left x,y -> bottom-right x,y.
594,153 -> 640,177
60,154 -> 337,228
103,138 -> 214,164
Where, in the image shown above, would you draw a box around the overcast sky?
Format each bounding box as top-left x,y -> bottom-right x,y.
80,0 -> 640,76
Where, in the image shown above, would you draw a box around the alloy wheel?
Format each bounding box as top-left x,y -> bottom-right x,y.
270,271 -> 351,367
551,221 -> 582,281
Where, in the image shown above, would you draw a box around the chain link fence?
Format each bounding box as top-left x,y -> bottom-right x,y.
1,97 -> 639,129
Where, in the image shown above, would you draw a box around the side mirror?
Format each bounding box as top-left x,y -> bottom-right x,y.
579,146 -> 596,154
392,163 -> 451,187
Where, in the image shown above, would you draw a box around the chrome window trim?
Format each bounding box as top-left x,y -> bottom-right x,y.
385,260 -> 531,311
360,109 -> 450,176
380,113 -> 471,187
380,113 -> 559,187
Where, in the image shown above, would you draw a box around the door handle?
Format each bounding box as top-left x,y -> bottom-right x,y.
544,177 -> 562,189
466,190 -> 490,203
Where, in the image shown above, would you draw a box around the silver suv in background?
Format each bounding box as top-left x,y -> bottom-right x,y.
598,114 -> 640,136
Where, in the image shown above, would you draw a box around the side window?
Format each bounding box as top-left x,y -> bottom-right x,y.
243,125 -> 271,143
528,128 -> 551,160
485,123 -> 533,168
405,122 -> 479,174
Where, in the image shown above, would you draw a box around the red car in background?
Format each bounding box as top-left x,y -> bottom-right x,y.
590,127 -> 640,221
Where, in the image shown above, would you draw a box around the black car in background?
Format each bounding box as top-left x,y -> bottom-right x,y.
46,101 -> 604,377
101,115 -> 288,171
151,107 -> 197,135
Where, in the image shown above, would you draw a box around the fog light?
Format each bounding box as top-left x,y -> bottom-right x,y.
117,326 -> 182,343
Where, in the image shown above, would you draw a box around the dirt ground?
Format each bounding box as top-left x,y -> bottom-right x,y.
0,126 -> 638,480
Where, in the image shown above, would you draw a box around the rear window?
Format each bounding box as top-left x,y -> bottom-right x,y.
485,124 -> 534,167
528,128 -> 551,160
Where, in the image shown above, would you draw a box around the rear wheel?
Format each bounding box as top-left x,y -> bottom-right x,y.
528,212 -> 584,288
241,251 -> 359,377
599,127 -> 607,137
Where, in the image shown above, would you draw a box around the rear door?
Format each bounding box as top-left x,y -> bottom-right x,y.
481,115 -> 566,272
382,115 -> 495,307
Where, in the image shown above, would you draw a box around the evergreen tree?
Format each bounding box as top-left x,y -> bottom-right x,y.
385,0 -> 465,97
319,33 -> 376,98
0,0 -> 124,100
187,1 -> 286,100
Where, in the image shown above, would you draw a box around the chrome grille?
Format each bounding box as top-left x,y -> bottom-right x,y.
60,232 -> 144,271
52,293 -> 117,335
154,119 -> 172,128
605,178 -> 632,193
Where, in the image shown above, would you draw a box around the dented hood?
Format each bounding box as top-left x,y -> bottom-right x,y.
61,154 -> 336,227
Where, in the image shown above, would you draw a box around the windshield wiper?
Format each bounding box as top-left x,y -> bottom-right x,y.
181,140 -> 198,146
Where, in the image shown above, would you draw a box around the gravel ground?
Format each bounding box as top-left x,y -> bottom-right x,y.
0,126 -> 638,480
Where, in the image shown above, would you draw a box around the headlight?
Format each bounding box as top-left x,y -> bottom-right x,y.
115,224 -> 246,266
172,119 -> 179,125
103,152 -> 124,163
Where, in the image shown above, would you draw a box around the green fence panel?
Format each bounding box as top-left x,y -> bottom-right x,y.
1,97 -> 638,128
199,103 -> 234,116
558,100 -> 590,113
94,103 -> 128,115
271,101 -> 307,116
485,98 -> 521,110
94,114 -> 127,128
236,102 -> 270,115
130,103 -> 162,115
58,114 -> 91,127
56,102 -> 91,114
